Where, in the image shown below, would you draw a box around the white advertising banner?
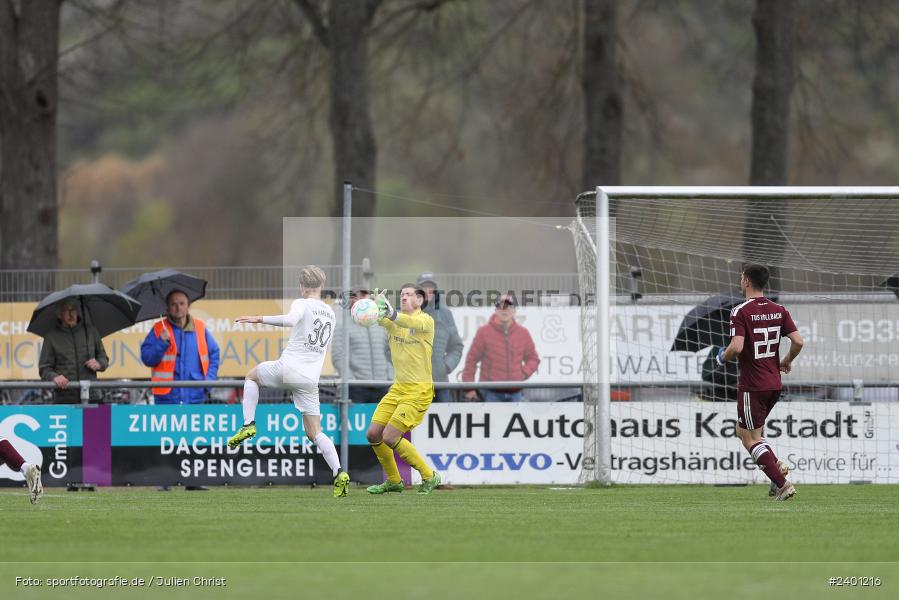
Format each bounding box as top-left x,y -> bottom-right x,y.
447,301 -> 899,385
412,402 -> 899,485
450,305 -> 700,385
451,306 -> 585,385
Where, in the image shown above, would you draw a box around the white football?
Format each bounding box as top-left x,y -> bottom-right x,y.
351,298 -> 380,327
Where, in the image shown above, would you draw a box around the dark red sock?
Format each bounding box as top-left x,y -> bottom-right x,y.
0,440 -> 25,471
749,441 -> 785,487
761,439 -> 778,462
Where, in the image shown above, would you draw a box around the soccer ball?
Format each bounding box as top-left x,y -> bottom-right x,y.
351,298 -> 380,327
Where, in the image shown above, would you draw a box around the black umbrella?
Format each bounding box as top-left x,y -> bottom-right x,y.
879,273 -> 899,299
670,292 -> 744,352
28,283 -> 142,338
700,345 -> 740,401
120,269 -> 207,322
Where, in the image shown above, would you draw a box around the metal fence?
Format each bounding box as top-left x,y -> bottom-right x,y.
0,265 -> 581,302
1,378 -> 884,407
0,266 -> 347,302
0,379 -> 589,406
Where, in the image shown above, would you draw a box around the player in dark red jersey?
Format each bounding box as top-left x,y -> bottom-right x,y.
716,264 -> 804,501
0,435 -> 42,503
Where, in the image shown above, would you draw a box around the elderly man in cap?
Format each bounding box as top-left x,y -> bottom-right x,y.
39,300 -> 109,403
462,294 -> 540,402
417,272 -> 464,402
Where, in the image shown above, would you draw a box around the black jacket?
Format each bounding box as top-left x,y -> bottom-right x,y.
38,320 -> 109,403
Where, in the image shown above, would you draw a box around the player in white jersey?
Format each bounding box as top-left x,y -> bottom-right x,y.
226,266 -> 350,497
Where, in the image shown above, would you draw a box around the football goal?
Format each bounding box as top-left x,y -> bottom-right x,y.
571,186 -> 899,485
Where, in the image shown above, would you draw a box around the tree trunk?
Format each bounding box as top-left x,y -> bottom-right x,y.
743,0 -> 794,291
328,0 -> 377,218
581,0 -> 622,213
0,0 -> 61,271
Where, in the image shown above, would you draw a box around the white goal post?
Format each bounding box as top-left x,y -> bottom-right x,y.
573,186 -> 899,486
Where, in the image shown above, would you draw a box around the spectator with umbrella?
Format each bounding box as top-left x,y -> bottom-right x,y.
671,292 -> 744,402
125,270 -> 220,404
31,283 -> 142,404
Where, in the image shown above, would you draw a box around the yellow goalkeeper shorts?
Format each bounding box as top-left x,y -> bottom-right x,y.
371,386 -> 433,432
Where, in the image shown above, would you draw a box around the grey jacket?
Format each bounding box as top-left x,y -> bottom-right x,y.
38,320 -> 109,403
331,316 -> 393,382
423,298 -> 464,382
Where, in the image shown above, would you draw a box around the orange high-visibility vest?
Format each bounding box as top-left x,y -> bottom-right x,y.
151,318 -> 209,395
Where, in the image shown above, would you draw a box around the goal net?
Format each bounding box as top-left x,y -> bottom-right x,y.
572,187 -> 899,485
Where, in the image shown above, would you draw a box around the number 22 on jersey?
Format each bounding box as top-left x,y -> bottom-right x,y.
753,326 -> 781,359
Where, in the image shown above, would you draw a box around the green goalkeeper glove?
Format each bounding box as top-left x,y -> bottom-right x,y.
372,288 -> 397,321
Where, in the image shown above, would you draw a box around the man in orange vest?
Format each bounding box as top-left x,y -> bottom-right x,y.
140,290 -> 220,404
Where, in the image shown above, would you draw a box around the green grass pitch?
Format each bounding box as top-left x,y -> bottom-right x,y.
1,485 -> 897,599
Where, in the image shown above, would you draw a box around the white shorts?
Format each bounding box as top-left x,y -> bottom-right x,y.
255,360 -> 321,416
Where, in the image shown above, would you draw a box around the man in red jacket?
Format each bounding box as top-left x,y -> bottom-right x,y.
462,295 -> 540,402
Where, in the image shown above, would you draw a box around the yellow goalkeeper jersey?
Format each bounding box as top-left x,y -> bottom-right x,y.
380,309 -> 434,397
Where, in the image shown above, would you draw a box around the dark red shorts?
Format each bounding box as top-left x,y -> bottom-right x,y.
736,389 -> 781,430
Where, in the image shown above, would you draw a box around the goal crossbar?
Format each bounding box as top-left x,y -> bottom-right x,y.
578,186 -> 899,200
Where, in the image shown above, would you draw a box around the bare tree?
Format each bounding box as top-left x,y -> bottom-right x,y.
0,0 -> 61,269
581,0 -> 622,198
749,0 -> 794,185
743,0 -> 794,289
296,0 -> 381,217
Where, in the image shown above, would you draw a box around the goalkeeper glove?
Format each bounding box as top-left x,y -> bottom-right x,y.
372,288 -> 397,321
715,347 -> 727,367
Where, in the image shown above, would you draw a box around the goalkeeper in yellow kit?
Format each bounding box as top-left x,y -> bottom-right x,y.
365,284 -> 441,495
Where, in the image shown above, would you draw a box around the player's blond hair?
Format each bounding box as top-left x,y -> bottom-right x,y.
299,265 -> 326,290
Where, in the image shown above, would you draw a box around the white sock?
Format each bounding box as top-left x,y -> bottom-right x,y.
314,432 -> 341,476
242,380 -> 259,425
20,462 -> 31,476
